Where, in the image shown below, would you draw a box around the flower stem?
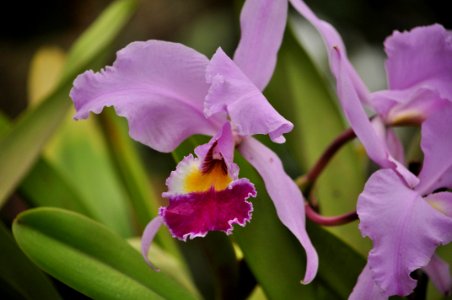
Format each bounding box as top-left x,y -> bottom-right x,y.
305,203 -> 358,226
296,128 -> 356,195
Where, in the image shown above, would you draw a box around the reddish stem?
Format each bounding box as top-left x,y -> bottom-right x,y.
305,203 -> 358,226
298,128 -> 356,194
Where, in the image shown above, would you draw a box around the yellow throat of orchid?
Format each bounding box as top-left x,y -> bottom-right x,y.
184,160 -> 232,193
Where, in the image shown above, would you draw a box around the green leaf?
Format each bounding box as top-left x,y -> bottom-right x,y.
0,85 -> 71,206
60,0 -> 137,84
0,109 -> 105,221
0,0 -> 137,207
0,222 -> 61,300
43,114 -> 134,237
19,159 -> 94,217
265,26 -> 369,256
97,109 -> 159,231
235,155 -> 365,299
12,208 -> 198,300
96,109 -> 181,249
308,222 -> 365,299
128,238 -> 200,298
233,154 -> 316,299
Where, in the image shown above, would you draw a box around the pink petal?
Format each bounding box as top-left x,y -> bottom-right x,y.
370,87 -> 449,125
416,105 -> 452,195
349,263 -> 386,300
289,0 -> 369,101
160,179 -> 255,241
71,40 -> 221,153
423,254 -> 452,295
385,24 -> 452,100
141,216 -> 164,271
385,128 -> 405,164
194,122 -> 235,172
358,169 -> 452,296
238,137 -> 318,284
233,0 -> 288,90
335,48 -> 419,187
426,192 -> 452,218
205,48 -> 293,143
372,118 -> 405,164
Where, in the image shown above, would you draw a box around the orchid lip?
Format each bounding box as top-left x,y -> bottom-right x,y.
160,179 -> 255,241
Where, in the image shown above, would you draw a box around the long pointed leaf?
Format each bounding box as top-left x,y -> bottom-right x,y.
13,208 -> 198,300
0,222 -> 61,300
43,114 -> 134,237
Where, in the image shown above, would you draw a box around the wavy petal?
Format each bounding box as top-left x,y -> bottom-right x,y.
358,169 -> 452,296
233,0 -> 288,90
238,137 -> 318,284
416,105 -> 452,194
206,48 -> 293,143
423,254 -> 452,295
141,216 -> 164,271
160,179 -> 255,241
349,263 -> 386,300
384,24 -> 452,99
71,40 -> 220,152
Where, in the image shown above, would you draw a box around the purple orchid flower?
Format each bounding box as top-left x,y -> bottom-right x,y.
287,0 -> 452,297
289,0 -> 452,189
70,0 -> 318,284
370,25 -> 452,126
350,105 -> 452,298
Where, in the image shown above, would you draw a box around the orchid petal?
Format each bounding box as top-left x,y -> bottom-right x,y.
71,40 -> 221,153
289,0 -> 369,101
417,105 -> 452,194
194,123 -> 235,170
141,216 -> 164,271
335,47 -> 418,187
233,0 -> 288,90
358,169 -> 452,296
349,263 -> 386,300
160,179 -> 255,241
371,87 -> 449,125
238,137 -> 318,284
426,192 -> 452,218
385,128 -> 405,164
423,254 -> 452,296
372,118 -> 405,164
385,24 -> 452,100
206,48 -> 293,143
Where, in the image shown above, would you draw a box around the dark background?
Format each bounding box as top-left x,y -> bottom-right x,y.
0,0 -> 450,118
